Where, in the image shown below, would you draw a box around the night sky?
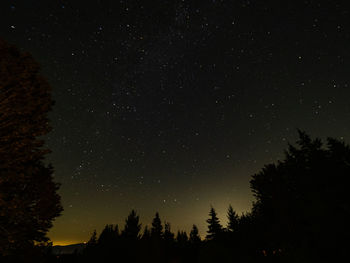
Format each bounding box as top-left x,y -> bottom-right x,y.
1,0 -> 349,245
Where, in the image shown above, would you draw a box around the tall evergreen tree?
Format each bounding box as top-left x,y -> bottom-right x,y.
189,225 -> 201,244
98,224 -> 117,245
122,210 -> 141,240
163,221 -> 175,242
151,212 -> 163,238
227,205 -> 239,232
250,131 -> 350,261
0,39 -> 62,256
206,206 -> 222,240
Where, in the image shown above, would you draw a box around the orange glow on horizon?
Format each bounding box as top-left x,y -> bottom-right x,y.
52,240 -> 84,246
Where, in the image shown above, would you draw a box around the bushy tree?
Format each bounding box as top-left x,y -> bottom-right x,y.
0,39 -> 62,256
206,207 -> 222,240
250,131 -> 350,261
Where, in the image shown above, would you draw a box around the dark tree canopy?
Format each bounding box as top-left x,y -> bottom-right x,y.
163,221 -> 175,243
141,226 -> 151,240
0,39 -> 62,256
122,210 -> 141,240
227,205 -> 239,232
98,224 -> 118,246
206,207 -> 222,240
176,231 -> 188,244
151,212 -> 163,238
189,224 -> 201,244
250,131 -> 350,261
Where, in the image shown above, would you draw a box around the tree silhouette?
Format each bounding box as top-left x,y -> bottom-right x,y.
151,212 -> 163,238
206,206 -> 222,240
98,224 -> 118,245
189,225 -> 201,244
250,131 -> 350,261
87,230 -> 97,248
122,210 -> 141,240
176,231 -> 188,244
163,221 -> 175,243
141,225 -> 151,240
0,39 -> 62,257
227,205 -> 239,232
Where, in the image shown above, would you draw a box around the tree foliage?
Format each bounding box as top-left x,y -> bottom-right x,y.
250,131 -> 350,261
122,210 -> 141,240
0,39 -> 62,256
227,205 -> 239,232
206,206 -> 222,240
189,224 -> 201,244
151,212 -> 163,238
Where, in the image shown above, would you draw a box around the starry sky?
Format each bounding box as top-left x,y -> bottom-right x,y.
1,0 -> 349,245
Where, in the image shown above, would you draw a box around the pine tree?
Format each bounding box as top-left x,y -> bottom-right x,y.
151,212 -> 163,238
98,224 -> 117,245
176,231 -> 188,244
163,221 -> 175,242
122,209 -> 141,240
227,205 -> 239,232
87,230 -> 97,247
141,226 -> 151,240
206,206 -> 222,240
0,39 -> 62,256
189,224 -> 201,244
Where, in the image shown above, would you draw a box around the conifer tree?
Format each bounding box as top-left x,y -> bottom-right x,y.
142,226 -> 151,240
151,212 -> 163,238
0,39 -> 62,256
122,210 -> 141,240
206,206 -> 222,240
163,221 -> 175,242
189,224 -> 201,244
87,230 -> 97,248
176,231 -> 188,244
227,205 -> 239,232
98,224 -> 117,245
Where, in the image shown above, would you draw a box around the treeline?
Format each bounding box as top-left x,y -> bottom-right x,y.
52,206 -> 260,263
50,131 -> 350,263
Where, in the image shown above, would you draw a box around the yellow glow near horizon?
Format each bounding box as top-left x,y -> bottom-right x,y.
52,240 -> 85,246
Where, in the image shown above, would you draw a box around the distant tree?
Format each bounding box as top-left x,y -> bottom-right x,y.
163,221 -> 175,243
206,207 -> 222,240
98,224 -> 118,245
86,230 -> 97,248
0,39 -> 62,256
141,226 -> 151,240
151,212 -> 163,238
176,231 -> 188,244
227,205 -> 239,232
189,225 -> 201,244
114,224 -> 119,236
250,131 -> 350,261
84,229 -> 98,259
122,210 -> 141,240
